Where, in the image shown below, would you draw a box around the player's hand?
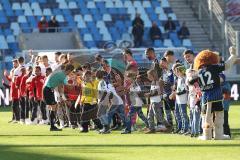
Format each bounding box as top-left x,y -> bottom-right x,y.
169,92 -> 176,100
66,101 -> 71,106
229,46 -> 236,56
28,49 -> 33,57
163,94 -> 167,99
3,69 -> 8,77
74,102 -> 78,109
145,93 -> 150,97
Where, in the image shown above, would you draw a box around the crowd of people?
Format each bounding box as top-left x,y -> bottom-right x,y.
2,47 -> 237,139
132,14 -> 190,47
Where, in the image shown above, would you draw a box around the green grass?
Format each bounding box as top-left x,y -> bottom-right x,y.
0,105 -> 240,160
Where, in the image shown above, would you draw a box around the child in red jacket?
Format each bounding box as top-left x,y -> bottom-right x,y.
21,66 -> 33,124
32,66 -> 48,125
16,67 -> 27,124
64,72 -> 81,128
4,59 -> 20,123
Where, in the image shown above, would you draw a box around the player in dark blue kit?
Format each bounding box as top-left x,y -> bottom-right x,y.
193,46 -> 237,140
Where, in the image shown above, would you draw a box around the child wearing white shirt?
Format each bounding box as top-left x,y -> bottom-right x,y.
127,73 -> 149,130
145,69 -> 166,133
174,65 -> 189,134
96,71 -> 110,134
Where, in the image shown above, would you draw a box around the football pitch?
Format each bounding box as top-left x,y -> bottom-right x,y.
0,105 -> 239,160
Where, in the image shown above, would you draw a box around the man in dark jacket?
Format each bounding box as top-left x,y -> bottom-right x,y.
48,16 -> 59,33
164,17 -> 176,32
149,22 -> 162,43
178,22 -> 190,39
132,14 -> 144,27
132,22 -> 144,47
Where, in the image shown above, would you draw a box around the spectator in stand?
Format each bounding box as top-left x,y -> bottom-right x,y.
48,16 -> 59,33
149,22 -> 162,43
132,22 -> 144,47
178,22 -> 190,39
38,16 -> 48,33
132,14 -> 144,27
164,17 -> 176,32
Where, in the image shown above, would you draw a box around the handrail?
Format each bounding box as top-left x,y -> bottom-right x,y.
19,26 -> 79,33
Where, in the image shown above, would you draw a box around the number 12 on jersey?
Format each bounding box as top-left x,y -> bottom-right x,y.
199,71 -> 214,86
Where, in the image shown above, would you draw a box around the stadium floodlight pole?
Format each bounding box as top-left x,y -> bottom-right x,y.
208,0 -> 213,41
198,0 -> 202,21
236,31 -> 240,57
0,50 -> 3,88
222,0 -> 226,57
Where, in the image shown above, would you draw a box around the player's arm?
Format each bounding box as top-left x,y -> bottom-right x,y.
58,84 -> 67,102
99,91 -> 107,103
188,76 -> 198,85
4,70 -> 12,82
31,77 -> 37,100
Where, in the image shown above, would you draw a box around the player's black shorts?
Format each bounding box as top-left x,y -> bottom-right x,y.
43,86 -> 57,105
202,100 -> 223,114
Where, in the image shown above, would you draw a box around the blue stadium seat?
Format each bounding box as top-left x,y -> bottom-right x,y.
43,8 -> 52,16
152,1 -> 161,8
0,36 -> 8,49
108,8 -> 118,14
143,1 -> 151,8
115,1 -> 123,8
84,34 -> 93,41
118,8 -> 126,15
154,40 -> 163,48
173,38 -> 182,47
8,42 -> 20,52
162,0 -> 170,8
27,16 -> 37,28
103,14 -> 112,21
77,21 -> 86,28
87,1 -> 96,8
0,16 -> 7,24
6,35 -> 15,43
10,22 -> 21,36
183,39 -> 192,47
12,2 -> 21,10
69,1 -> 78,9
4,29 -> 12,36
15,9 -> 24,16
93,33 -> 102,41
59,1 -> 68,9
85,41 -> 96,48
52,8 -> 61,15
163,39 -> 174,48
106,1 -> 114,8
169,32 -> 178,40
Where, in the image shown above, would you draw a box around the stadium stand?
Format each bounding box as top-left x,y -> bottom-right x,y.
0,0 -> 193,56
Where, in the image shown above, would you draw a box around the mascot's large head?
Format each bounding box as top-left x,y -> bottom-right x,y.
194,50 -> 220,70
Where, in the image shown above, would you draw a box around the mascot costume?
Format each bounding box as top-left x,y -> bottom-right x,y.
193,46 -> 237,140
